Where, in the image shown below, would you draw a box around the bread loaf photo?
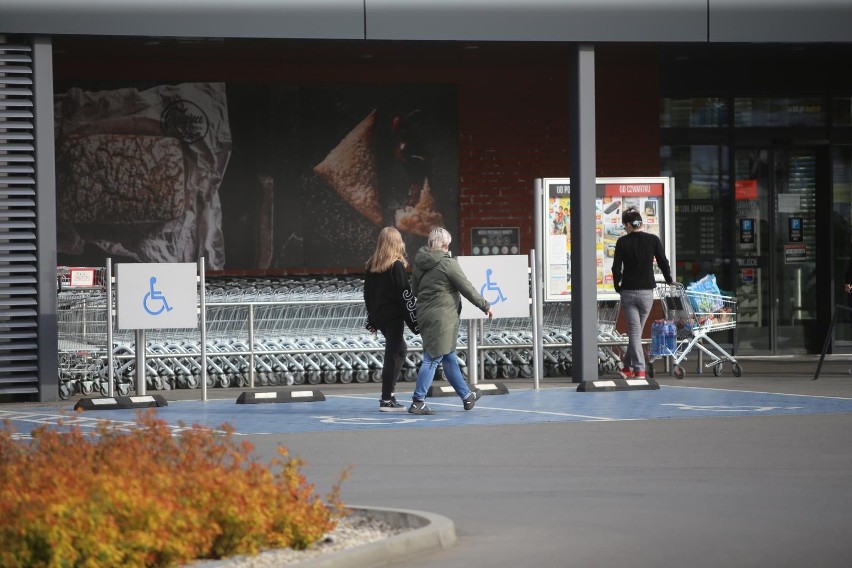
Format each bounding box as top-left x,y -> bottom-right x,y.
56,134 -> 186,224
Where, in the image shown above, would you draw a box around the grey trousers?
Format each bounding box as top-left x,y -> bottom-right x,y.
620,289 -> 654,372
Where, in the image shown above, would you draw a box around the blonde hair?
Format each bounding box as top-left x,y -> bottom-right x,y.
366,227 -> 408,272
427,227 -> 452,250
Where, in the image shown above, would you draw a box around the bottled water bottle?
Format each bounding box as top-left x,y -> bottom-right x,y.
651,320 -> 662,356
665,320 -> 677,354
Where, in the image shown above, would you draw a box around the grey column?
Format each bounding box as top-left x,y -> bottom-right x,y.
569,44 -> 598,384
32,36 -> 59,401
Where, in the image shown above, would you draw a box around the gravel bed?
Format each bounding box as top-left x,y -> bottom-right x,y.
188,513 -> 404,567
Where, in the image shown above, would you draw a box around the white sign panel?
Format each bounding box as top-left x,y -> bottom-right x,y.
117,263 -> 198,330
457,255 -> 530,319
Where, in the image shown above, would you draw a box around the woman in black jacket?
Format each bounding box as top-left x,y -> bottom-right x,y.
364,227 -> 419,411
612,207 -> 673,379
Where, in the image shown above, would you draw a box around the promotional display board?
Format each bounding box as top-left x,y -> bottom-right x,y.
457,255 -> 530,319
542,177 -> 674,301
116,263 -> 199,330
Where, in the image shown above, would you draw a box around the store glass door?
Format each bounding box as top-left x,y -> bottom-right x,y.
734,148 -> 819,354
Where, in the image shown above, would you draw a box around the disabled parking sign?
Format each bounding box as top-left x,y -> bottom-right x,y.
457,255 -> 530,319
116,263 -> 198,330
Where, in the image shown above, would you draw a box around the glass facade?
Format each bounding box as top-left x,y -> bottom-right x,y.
661,94 -> 850,354
734,97 -> 826,128
832,146 -> 852,345
660,144 -> 731,287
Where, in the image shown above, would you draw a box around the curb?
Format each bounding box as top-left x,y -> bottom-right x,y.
189,506 -> 456,568
297,506 -> 457,568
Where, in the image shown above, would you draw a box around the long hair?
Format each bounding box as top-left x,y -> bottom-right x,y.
365,227 -> 408,272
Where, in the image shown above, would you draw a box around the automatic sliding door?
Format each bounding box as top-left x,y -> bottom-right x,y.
734,148 -> 819,354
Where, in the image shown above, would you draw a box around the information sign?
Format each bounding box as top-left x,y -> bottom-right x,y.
117,263 -> 198,330
471,227 -> 520,256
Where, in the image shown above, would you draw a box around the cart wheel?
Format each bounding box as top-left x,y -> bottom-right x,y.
713,363 -> 724,377
185,376 -> 198,389
732,363 -> 743,377
519,364 -> 534,378
81,381 -> 94,395
672,365 -> 685,380
354,370 -> 369,383
339,371 -> 353,384
118,383 -> 131,396
59,383 -> 73,400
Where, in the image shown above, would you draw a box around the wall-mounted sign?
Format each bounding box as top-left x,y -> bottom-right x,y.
788,216 -> 803,243
735,179 -> 758,200
739,218 -> 755,244
471,227 -> 520,256
784,244 -> 807,264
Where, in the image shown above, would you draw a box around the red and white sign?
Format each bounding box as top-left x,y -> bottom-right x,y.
68,268 -> 95,287
604,183 -> 664,197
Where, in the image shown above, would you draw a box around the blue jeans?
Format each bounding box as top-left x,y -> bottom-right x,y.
620,289 -> 654,372
412,351 -> 471,402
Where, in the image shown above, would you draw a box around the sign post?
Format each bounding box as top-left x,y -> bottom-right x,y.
447,255 -> 530,397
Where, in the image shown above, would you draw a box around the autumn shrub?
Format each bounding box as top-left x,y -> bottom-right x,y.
0,411 -> 347,568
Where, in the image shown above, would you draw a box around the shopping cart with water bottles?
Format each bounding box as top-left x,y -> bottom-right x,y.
651,281 -> 742,379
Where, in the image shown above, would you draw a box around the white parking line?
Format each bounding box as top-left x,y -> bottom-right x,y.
328,394 -> 616,421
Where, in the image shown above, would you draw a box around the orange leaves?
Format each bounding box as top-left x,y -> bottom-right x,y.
0,410 -> 344,567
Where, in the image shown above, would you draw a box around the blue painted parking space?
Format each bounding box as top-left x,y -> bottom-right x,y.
3,385 -> 852,439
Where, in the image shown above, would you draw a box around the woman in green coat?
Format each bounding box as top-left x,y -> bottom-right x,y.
409,227 -> 493,415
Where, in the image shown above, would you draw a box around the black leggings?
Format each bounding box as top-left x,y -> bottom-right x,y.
379,319 -> 407,401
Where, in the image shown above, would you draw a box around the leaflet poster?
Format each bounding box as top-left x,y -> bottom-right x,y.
542,177 -> 674,301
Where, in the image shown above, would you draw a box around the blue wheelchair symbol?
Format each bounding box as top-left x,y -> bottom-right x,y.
143,276 -> 174,316
480,268 -> 507,306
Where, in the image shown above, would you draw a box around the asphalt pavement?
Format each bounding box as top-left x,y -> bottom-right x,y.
4,355 -> 852,567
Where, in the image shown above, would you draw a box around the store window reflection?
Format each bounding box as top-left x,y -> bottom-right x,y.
660,144 -> 732,288
660,98 -> 728,128
831,97 -> 852,126
734,97 -> 826,127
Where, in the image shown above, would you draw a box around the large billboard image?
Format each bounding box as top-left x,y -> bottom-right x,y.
54,81 -> 459,271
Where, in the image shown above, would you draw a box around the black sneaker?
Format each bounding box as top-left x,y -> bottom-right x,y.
408,400 -> 436,415
379,398 -> 406,412
463,388 -> 482,411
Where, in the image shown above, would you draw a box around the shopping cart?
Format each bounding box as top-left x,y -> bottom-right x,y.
653,282 -> 742,379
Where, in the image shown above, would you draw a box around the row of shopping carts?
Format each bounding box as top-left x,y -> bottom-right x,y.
57,273 -> 739,398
